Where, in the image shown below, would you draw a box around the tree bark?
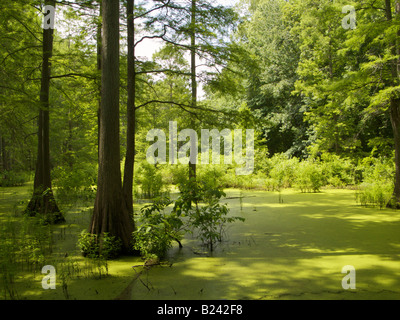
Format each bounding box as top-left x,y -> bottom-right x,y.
89,0 -> 135,253
97,0 -> 102,161
123,0 -> 136,216
386,0 -> 400,207
25,0 -> 64,223
390,98 -> 400,207
1,136 -> 9,171
189,0 -> 197,180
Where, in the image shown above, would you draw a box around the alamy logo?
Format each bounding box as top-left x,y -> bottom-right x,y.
146,121 -> 254,175
341,265 -> 356,289
42,5 -> 55,30
42,265 -> 56,289
342,5 -> 356,30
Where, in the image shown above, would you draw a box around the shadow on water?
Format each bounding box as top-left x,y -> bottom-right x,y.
128,189 -> 400,300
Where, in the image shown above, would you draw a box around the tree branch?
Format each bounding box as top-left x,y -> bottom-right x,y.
135,69 -> 191,76
1,45 -> 41,66
134,0 -> 171,20
135,99 -> 225,116
8,14 -> 42,43
27,73 -> 97,81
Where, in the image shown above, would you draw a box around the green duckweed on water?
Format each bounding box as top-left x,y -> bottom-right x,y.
1,186 -> 400,300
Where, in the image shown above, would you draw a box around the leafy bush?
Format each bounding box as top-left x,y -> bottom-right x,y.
197,165 -> 227,190
188,200 -> 241,251
100,233 -> 123,259
0,171 -> 30,187
53,163 -> 97,200
134,161 -> 169,199
356,182 -> 393,209
168,164 -> 189,186
77,231 -> 122,259
77,231 -> 99,258
132,197 -> 184,260
296,160 -> 324,193
320,153 -> 354,187
132,177 -> 245,258
174,178 -> 244,251
267,154 -> 299,190
357,157 -> 394,183
355,157 -> 395,208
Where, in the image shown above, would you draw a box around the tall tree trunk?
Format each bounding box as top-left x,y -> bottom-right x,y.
189,0 -> 197,180
123,0 -> 136,216
1,136 -> 9,171
63,109 -> 74,169
25,0 -> 64,223
386,0 -> 400,207
390,98 -> 400,207
0,135 -> 3,171
97,0 -> 102,161
89,0 -> 135,253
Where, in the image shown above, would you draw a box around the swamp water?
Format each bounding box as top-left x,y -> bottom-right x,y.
1,187 -> 400,299
128,189 -> 400,300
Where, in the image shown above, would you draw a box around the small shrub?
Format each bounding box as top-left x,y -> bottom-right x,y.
135,161 -> 169,199
77,231 -> 99,258
53,163 -> 97,201
174,178 -> 244,251
268,154 -> 299,190
355,157 -> 395,208
197,165 -> 226,190
100,233 -> 122,259
356,182 -> 393,209
168,164 -> 188,186
320,153 -> 354,187
0,171 -> 29,187
77,231 -> 122,259
358,157 -> 395,183
132,197 -> 183,260
188,200 -> 243,251
296,160 -> 324,193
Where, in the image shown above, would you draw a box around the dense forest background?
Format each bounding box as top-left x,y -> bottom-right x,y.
1,0 -> 400,255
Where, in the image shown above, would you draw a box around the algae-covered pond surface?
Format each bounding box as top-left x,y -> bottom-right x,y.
131,189 -> 400,300
1,187 -> 400,300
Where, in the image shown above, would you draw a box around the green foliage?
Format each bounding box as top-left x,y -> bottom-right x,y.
167,164 -> 189,186
355,157 -> 395,208
77,231 -> 98,258
295,160 -> 324,193
77,231 -> 122,260
188,199 -> 243,251
319,153 -> 354,187
0,221 -> 19,300
174,178 -> 244,251
197,166 -> 227,191
267,154 -> 299,190
134,161 -> 169,199
0,171 -> 30,187
53,163 -> 97,201
0,2 -> 41,175
235,0 -> 307,156
356,182 -> 394,209
100,233 -> 123,260
287,0 -> 397,159
132,176 -> 245,259
0,215 -> 53,299
358,157 -> 395,184
132,197 -> 183,260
